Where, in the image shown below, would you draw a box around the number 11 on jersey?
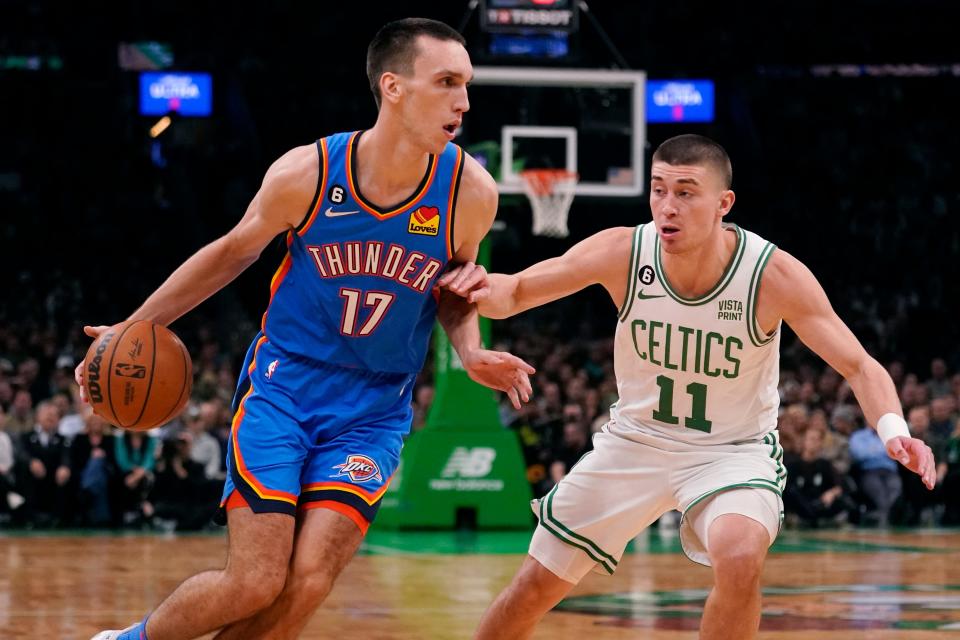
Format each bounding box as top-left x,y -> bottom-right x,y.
339,288 -> 395,336
652,374 -> 713,433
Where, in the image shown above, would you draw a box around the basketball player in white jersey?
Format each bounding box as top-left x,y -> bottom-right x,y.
441,134 -> 937,639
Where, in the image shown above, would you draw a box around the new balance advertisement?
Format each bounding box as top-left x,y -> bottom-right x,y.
377,241 -> 533,529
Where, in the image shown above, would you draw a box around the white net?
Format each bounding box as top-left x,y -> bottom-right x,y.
521,169 -> 578,238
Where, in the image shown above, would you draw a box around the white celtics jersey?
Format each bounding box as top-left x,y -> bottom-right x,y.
609,223 -> 780,446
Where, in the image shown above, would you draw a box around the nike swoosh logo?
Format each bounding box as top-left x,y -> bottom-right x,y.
325,207 -> 359,217
637,289 -> 666,300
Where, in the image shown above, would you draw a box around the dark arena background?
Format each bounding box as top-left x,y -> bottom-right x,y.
2,1 -> 959,638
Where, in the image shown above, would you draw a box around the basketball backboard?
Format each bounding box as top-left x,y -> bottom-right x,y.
464,66 -> 646,198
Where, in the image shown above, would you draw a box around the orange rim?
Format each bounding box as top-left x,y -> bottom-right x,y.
520,169 -> 578,196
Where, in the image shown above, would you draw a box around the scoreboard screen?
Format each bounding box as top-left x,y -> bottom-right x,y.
646,80 -> 715,123
481,0 -> 579,34
139,72 -> 213,117
488,33 -> 569,58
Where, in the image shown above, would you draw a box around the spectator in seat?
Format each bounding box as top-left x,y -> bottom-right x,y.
70,412 -> 116,526
939,421 -> 959,525
16,400 -> 71,526
0,405 -> 25,518
849,421 -> 902,527
784,427 -> 850,527
823,404 -> 859,475
151,432 -> 219,531
930,396 -> 956,448
547,404 -> 592,486
113,430 -> 157,526
927,358 -> 951,399
187,400 -> 226,480
53,390 -> 85,440
4,389 -> 34,435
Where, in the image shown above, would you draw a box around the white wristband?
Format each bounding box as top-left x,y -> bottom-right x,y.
876,413 -> 910,444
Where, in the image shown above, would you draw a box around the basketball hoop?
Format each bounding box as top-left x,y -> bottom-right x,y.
520,169 -> 578,238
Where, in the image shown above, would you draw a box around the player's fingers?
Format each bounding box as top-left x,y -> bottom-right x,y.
924,446 -> 936,475
84,324 -> 109,337
74,363 -> 88,402
923,454 -> 936,484
516,370 -> 532,397
498,352 -> 536,375
467,287 -> 491,304
444,263 -> 471,289
887,439 -> 909,466
507,386 -> 521,410
459,265 -> 488,291
448,263 -> 477,292
437,266 -> 464,286
923,459 -> 936,489
517,372 -> 532,402
907,442 -> 927,473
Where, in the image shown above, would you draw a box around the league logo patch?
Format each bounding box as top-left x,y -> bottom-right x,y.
408,206 -> 440,236
332,454 -> 382,483
265,359 -> 279,380
114,363 -> 147,379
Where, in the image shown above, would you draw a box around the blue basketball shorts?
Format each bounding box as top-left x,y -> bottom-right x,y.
219,334 -> 415,534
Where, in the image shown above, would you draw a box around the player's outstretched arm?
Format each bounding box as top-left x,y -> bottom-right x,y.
436,155 -> 535,409
74,144 -> 318,397
442,226 -> 632,320
763,249 -> 937,489
124,144 -> 318,326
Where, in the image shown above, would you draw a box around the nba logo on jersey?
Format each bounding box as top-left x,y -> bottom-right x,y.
408,206 -> 440,236
265,359 -> 279,380
332,454 -> 382,483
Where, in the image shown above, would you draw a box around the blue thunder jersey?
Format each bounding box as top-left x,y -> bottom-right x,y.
259,130 -> 464,374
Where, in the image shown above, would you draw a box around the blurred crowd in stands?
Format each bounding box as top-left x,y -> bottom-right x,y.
0,321 -> 231,530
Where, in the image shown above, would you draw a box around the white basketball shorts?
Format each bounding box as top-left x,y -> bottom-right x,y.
529,427 -> 786,583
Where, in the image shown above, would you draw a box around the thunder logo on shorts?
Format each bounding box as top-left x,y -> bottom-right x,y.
333,455 -> 382,483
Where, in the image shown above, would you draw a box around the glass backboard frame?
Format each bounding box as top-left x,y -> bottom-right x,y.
470,66 -> 646,197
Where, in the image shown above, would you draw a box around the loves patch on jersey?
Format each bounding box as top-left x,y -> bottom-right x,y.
408,205 -> 440,236
332,454 -> 383,483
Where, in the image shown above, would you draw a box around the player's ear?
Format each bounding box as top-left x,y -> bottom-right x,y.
379,72 -> 403,106
718,189 -> 735,217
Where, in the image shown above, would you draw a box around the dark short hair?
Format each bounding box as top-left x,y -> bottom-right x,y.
366,18 -> 466,109
652,134 -> 733,189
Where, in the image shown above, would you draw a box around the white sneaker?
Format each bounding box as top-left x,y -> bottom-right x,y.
90,624 -> 137,640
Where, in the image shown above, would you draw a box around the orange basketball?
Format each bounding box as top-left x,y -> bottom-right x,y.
82,320 -> 193,431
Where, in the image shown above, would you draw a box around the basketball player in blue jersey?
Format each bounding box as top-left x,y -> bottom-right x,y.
443,135 -> 937,640
78,18 -> 533,640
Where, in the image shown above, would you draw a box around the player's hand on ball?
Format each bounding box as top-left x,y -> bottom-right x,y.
438,262 -> 490,303
461,349 -> 535,410
886,436 -> 937,490
74,324 -> 111,403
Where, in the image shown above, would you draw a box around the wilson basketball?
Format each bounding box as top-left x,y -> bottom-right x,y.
83,320 -> 193,431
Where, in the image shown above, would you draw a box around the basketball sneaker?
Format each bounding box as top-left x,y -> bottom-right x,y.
89,623 -> 140,640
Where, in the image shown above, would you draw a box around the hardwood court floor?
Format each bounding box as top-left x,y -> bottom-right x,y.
1,528 -> 958,639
